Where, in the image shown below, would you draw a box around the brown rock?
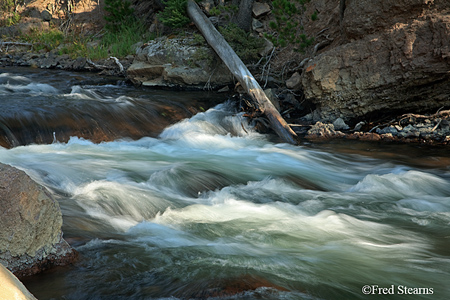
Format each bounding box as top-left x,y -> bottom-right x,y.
0,163 -> 77,278
301,0 -> 450,120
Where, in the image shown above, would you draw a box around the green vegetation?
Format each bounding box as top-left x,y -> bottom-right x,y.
157,0 -> 190,28
104,0 -> 135,32
23,22 -> 151,59
219,24 -> 265,63
209,3 -> 238,21
90,22 -> 151,59
1,0 -> 21,26
23,29 -> 65,52
265,0 -> 314,51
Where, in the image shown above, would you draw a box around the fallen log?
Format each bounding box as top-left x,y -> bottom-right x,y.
186,0 -> 299,145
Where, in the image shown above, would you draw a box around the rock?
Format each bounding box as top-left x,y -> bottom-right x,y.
252,18 -> 264,31
200,0 -> 215,14
72,57 -> 87,70
252,2 -> 271,17
264,89 -> 281,111
218,86 -> 230,93
307,122 -> 339,138
41,10 -> 52,22
353,121 -> 366,131
333,117 -> 349,130
301,0 -> 450,120
128,37 -> 234,88
259,38 -> 274,57
0,163 -> 77,278
0,264 -> 37,300
286,72 -> 302,90
377,126 -> 398,135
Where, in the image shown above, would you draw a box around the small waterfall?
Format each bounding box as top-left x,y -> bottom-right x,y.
0,68 -> 225,148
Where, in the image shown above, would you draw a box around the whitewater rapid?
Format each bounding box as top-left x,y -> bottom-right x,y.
1,69 -> 449,299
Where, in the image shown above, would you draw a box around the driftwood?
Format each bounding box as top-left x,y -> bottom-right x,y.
186,0 -> 299,145
0,42 -> 33,47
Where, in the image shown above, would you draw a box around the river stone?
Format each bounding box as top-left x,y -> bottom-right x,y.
0,163 -> 77,277
0,264 -> 37,300
333,117 -> 349,130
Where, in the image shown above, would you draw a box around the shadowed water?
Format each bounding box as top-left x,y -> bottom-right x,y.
0,68 -> 449,300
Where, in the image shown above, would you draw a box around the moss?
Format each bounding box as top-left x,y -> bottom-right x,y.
219,24 -> 265,63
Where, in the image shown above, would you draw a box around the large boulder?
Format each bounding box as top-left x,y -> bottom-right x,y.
0,263 -> 37,300
128,37 -> 234,88
300,0 -> 450,121
0,163 -> 77,278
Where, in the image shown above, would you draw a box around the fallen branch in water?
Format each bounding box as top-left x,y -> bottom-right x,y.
109,56 -> 124,74
86,57 -> 125,75
187,0 -> 299,144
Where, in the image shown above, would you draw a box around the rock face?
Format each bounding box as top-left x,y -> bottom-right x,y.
128,37 -> 234,88
301,0 -> 450,121
0,163 -> 77,278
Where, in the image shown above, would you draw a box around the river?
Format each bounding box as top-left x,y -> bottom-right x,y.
0,68 -> 449,300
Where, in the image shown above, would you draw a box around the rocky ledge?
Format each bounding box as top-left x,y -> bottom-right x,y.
298,0 -> 450,122
0,163 -> 77,278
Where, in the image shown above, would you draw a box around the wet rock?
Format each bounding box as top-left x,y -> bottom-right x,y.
333,117 -> 349,130
40,53 -> 59,69
306,121 -> 345,139
0,264 -> 37,300
72,57 -> 87,70
0,163 -> 77,278
376,126 -> 398,135
188,274 -> 288,299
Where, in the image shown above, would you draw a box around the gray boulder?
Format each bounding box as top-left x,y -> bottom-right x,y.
128,37 -> 234,88
0,163 -> 77,277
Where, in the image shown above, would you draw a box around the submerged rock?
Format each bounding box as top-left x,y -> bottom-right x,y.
0,163 -> 77,278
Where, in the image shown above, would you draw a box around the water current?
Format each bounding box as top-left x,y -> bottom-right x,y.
1,68 -> 449,300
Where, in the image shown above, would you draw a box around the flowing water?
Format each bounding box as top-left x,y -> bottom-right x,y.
0,68 -> 449,300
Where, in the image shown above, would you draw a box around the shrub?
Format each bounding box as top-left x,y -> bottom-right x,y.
265,0 -> 314,52
219,23 -> 265,63
104,0 -> 135,32
157,0 -> 190,28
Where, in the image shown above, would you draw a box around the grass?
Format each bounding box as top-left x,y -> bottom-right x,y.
1,0 -> 21,26
22,22 -> 153,60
